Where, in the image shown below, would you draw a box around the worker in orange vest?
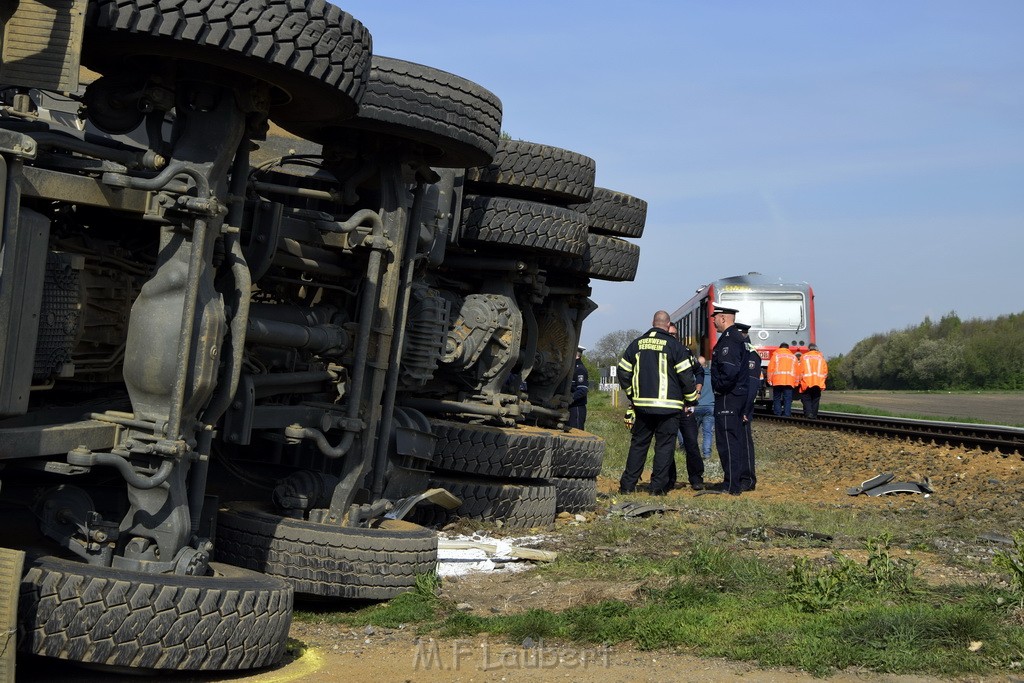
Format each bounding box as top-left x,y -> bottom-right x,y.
798,344 -> 829,419
766,343 -> 799,416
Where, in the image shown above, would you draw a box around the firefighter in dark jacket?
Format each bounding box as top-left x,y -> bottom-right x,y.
617,311 -> 700,495
568,346 -> 589,430
709,303 -> 753,495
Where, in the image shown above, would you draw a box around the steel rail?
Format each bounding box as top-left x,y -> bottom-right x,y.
755,409 -> 1024,454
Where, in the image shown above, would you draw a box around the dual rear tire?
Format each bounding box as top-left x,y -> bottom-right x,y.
19,555 -> 292,671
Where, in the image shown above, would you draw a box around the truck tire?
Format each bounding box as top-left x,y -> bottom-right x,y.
555,233 -> 640,282
419,476 -> 556,530
335,56 -> 502,168
460,195 -> 588,257
551,477 -> 598,514
214,503 -> 437,600
19,555 -> 292,671
550,430 -> 606,478
84,0 -> 371,134
465,140 -> 596,205
431,420 -> 553,479
569,187 -> 648,238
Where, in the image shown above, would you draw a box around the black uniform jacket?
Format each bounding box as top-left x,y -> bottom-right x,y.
710,325 -> 749,400
617,328 -> 699,415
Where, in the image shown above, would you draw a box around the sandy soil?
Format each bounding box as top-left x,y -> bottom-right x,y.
23,393 -> 1024,682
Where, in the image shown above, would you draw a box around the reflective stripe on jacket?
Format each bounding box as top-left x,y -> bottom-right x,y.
799,350 -> 828,391
767,348 -> 799,387
617,328 -> 699,414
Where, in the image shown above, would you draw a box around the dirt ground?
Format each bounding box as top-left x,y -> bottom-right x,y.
25,393 -> 1024,682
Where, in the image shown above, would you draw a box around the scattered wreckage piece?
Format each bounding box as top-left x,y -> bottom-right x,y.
437,539 -> 558,563
865,480 -> 932,497
847,472 -> 933,497
978,532 -> 1015,545
608,501 -> 681,518
845,472 -> 894,496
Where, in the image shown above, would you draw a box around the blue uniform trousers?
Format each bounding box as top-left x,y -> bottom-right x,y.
715,394 -> 754,494
568,404 -> 587,430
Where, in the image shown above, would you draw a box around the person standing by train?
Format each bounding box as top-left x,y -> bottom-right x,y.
799,343 -> 829,419
568,346 -> 589,430
693,356 -> 716,459
617,311 -> 700,495
767,343 -> 799,416
709,303 -> 753,495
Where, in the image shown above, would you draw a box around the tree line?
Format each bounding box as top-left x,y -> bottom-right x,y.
829,312 -> 1024,390
587,311 -> 1024,391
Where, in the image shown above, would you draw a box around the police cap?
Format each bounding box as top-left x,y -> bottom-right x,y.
712,302 -> 740,316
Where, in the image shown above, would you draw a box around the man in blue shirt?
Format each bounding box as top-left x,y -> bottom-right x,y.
693,355 -> 715,459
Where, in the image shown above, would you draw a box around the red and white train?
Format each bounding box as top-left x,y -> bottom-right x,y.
670,272 -> 816,367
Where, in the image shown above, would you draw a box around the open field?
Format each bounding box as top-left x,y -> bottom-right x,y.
823,390 -> 1024,427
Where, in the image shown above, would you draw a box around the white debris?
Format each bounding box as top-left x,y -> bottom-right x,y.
436,532 -> 548,577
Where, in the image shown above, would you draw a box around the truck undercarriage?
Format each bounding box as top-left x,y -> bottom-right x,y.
0,0 -> 645,673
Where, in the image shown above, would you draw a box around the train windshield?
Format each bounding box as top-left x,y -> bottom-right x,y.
720,292 -> 805,330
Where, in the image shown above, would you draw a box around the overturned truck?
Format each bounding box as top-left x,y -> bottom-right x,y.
0,0 -> 646,674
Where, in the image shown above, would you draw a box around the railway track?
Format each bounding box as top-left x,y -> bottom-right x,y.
755,409 -> 1024,455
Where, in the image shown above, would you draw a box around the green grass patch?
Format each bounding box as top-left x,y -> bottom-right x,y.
427,540 -> 1024,677
586,390 -> 631,475
295,390 -> 1024,677
294,521 -> 1024,677
295,573 -> 444,629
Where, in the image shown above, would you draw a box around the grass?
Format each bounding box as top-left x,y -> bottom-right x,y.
299,536 -> 1024,677
294,389 -> 1024,677
586,390 -> 631,476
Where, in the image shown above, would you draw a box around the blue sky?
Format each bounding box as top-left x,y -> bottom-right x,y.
339,1 -> 1024,356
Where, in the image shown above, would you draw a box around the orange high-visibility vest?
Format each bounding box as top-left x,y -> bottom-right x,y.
799,350 -> 828,391
767,348 -> 798,387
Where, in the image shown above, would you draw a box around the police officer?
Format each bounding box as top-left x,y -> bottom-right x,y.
709,303 -> 753,495
735,321 -> 760,492
568,346 -> 589,430
617,311 -> 700,495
